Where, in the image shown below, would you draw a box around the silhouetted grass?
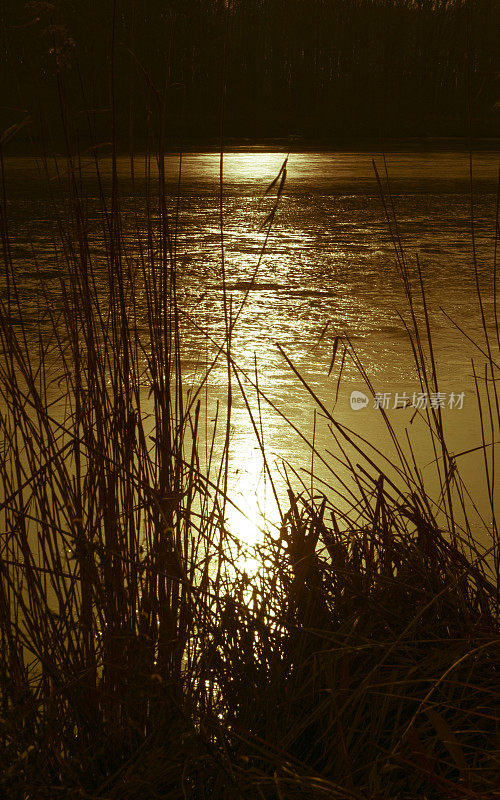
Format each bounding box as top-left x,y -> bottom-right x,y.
0,67 -> 498,800
1,0 -> 498,144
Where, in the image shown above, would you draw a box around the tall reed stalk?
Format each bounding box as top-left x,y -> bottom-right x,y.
0,44 -> 498,800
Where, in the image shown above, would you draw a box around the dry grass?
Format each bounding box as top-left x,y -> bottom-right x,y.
0,72 -> 498,800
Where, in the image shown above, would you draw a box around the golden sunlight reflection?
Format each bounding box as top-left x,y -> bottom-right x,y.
180,152 -> 289,185
225,425 -> 281,574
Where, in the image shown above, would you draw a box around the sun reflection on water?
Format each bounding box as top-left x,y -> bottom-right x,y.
223,425 -> 282,575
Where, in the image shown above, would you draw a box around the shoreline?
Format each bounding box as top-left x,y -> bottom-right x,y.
4,136 -> 500,158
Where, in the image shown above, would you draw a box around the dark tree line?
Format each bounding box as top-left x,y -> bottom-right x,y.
1,0 -> 498,149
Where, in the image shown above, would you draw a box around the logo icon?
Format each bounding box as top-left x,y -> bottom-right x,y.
350,390 -> 369,410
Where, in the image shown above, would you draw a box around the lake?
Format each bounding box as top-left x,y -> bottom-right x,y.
3,149 -> 499,551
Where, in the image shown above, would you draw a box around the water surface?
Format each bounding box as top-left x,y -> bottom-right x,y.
3,149 -> 499,548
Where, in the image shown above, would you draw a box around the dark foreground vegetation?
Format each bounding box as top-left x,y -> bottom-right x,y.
0,138 -> 498,798
0,6 -> 499,797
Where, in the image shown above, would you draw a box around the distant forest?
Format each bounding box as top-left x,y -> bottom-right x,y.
1,0 -> 499,148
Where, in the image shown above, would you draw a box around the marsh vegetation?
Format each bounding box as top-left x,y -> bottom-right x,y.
0,1 -> 499,797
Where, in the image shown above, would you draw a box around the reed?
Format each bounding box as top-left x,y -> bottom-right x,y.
1,0 -> 498,146
0,32 -> 498,800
